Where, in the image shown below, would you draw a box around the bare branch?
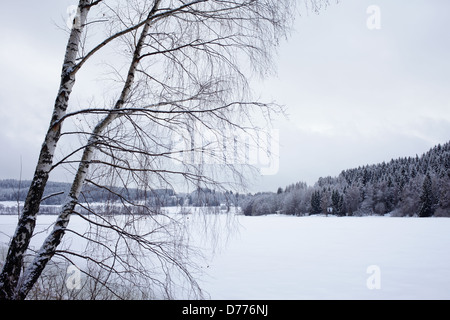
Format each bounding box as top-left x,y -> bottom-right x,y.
41,192 -> 65,203
1,0 -> 334,300
72,0 -> 209,75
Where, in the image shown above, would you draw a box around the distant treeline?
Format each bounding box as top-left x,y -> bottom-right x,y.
0,180 -> 69,204
3,141 -> 449,217
0,179 -> 242,213
0,180 -> 177,206
242,141 -> 450,217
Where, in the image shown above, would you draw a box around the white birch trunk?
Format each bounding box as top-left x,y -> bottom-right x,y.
16,2 -> 159,299
0,0 -> 307,300
0,0 -> 91,300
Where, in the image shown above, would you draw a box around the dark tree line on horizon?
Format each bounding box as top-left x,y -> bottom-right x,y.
0,180 -> 240,212
0,180 -> 177,207
2,141 -> 449,218
242,141 -> 450,217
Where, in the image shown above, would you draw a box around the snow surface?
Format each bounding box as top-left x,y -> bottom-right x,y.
1,210 -> 449,300
198,215 -> 450,300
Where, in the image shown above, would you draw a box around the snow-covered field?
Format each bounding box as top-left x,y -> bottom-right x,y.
199,215 -> 450,300
1,209 -> 449,300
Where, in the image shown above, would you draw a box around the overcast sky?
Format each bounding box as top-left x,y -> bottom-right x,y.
1,0 -> 450,192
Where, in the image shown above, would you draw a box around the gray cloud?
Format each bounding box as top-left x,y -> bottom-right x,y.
1,0 -> 449,193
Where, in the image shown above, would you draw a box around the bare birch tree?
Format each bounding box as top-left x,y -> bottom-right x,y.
0,0 -> 332,300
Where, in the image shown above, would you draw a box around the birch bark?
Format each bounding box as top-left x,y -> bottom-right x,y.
15,1 -> 160,300
0,0 -> 91,300
0,0 -> 320,300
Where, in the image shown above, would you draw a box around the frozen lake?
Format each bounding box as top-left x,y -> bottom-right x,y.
199,215 -> 450,300
1,212 -> 450,300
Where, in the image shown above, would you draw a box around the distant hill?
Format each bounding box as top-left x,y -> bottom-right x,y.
3,141 -> 449,217
0,180 -> 70,205
0,179 -> 241,213
242,141 -> 450,217
0,179 -> 177,206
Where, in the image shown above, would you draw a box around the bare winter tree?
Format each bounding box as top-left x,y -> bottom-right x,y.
0,0 -> 332,300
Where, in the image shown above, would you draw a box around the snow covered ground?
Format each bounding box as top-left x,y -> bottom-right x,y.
1,209 -> 449,300
199,215 -> 450,300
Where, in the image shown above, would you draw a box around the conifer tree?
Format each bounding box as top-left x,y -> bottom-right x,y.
418,173 -> 435,217
310,190 -> 322,214
331,190 -> 344,216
